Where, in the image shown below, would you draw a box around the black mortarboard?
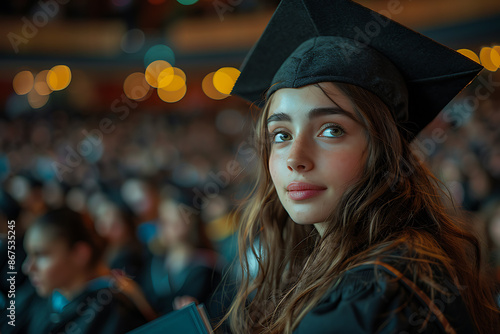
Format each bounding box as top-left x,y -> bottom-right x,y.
231,0 -> 483,139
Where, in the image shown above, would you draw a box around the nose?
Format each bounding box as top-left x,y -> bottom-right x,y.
22,256 -> 34,275
286,136 -> 313,172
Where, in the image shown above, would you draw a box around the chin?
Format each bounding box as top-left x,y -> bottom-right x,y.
289,212 -> 327,226
35,286 -> 51,297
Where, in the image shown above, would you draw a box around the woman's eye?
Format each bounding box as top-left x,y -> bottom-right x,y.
271,131 -> 292,143
320,125 -> 345,138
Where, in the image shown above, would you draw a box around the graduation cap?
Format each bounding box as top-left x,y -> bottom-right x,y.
231,0 -> 483,139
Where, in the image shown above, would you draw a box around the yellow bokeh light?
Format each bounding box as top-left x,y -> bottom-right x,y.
480,47 -> 499,71
145,60 -> 173,88
213,67 -> 240,95
202,72 -> 229,100
158,84 -> 187,103
34,70 -> 52,96
158,67 -> 186,90
13,71 -> 34,95
494,46 -> 500,61
47,65 -> 72,91
490,46 -> 500,69
124,72 -> 151,101
28,90 -> 49,109
161,75 -> 185,92
457,49 -> 480,64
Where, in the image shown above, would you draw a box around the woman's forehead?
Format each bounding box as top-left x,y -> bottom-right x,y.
268,83 -> 356,119
25,225 -> 61,250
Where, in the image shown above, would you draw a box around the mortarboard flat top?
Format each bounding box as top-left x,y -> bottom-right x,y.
231,0 -> 483,139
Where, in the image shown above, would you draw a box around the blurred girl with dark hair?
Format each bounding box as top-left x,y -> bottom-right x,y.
21,207 -> 154,334
137,198 -> 222,315
94,199 -> 144,278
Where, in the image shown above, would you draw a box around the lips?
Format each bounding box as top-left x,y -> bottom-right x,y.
286,182 -> 327,200
30,277 -> 41,286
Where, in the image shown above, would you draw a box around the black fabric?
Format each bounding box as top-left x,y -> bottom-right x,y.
136,249 -> 222,316
0,280 -> 44,334
269,36 -> 409,124
293,262 -> 477,334
22,286 -> 146,334
231,0 -> 483,139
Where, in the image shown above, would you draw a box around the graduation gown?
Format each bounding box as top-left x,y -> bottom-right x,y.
137,249 -> 222,315
24,277 -> 147,334
293,261 -> 477,334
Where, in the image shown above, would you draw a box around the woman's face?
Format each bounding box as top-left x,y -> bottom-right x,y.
267,83 -> 368,234
23,226 -> 80,297
159,201 -> 190,248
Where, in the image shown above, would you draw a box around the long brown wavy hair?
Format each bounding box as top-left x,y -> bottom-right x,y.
224,82 -> 499,333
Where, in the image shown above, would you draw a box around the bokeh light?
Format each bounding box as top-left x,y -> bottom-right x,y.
121,29 -> 146,54
488,46 -> 500,69
158,84 -> 187,103
480,47 -> 500,71
124,72 -> 152,101
47,65 -> 72,91
494,46 -> 500,60
202,72 -> 229,100
144,44 -> 175,68
27,90 -> 49,109
457,49 -> 480,64
145,60 -> 174,88
213,67 -> 240,95
34,70 -> 53,96
13,70 -> 34,95
159,67 -> 186,91
177,0 -> 199,5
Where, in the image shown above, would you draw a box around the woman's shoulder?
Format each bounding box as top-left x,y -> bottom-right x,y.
294,259 -> 477,334
33,277 -> 148,334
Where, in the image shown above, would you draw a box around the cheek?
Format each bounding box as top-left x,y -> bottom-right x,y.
268,150 -> 283,185
322,149 -> 366,187
39,254 -> 75,285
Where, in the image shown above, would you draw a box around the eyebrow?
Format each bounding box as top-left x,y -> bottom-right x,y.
266,107 -> 358,125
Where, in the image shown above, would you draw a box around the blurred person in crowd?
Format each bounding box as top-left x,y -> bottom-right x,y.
20,207 -> 154,334
7,175 -> 47,233
137,198 -> 221,316
0,189 -> 44,334
121,178 -> 161,223
93,197 -> 145,278
482,199 -> 500,307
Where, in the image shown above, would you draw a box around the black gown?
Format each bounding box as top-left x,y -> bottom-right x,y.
293,260 -> 478,334
137,248 -> 222,316
19,276 -> 147,334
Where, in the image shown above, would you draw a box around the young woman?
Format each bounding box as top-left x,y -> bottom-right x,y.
137,198 -> 222,315
22,208 -> 153,334
93,198 -> 145,278
223,0 -> 500,333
